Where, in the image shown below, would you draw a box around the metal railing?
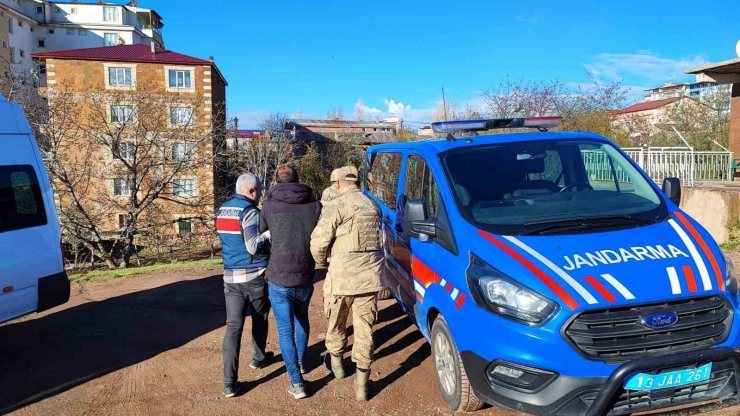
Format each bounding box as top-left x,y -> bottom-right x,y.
622,147 -> 732,186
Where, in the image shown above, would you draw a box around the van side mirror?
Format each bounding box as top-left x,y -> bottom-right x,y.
405,198 -> 436,239
662,177 -> 681,206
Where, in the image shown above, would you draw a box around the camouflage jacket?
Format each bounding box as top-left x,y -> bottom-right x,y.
321,185 -> 339,202
311,185 -> 383,296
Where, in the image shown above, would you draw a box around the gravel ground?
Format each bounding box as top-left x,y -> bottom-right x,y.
0,266 -> 738,416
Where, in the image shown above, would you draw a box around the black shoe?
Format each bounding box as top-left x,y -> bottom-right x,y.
288,382 -> 307,399
250,352 -> 274,369
299,362 -> 306,375
224,382 -> 242,398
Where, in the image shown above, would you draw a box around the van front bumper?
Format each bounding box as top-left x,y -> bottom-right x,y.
37,271 -> 70,312
461,347 -> 740,416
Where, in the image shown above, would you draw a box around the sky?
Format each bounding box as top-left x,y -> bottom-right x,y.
141,0 -> 740,128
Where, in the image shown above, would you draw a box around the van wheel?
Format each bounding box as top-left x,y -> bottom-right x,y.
431,316 -> 484,413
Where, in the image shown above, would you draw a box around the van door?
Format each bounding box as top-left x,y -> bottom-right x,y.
397,154 -> 460,321
365,151 -> 415,309
0,163 -> 52,322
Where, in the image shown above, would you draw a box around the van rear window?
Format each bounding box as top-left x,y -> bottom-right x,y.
366,152 -> 402,209
0,165 -> 47,233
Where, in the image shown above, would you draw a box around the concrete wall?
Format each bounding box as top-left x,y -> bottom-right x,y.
681,185 -> 740,244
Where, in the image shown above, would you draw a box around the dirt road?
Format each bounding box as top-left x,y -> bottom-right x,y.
1,267 -> 738,416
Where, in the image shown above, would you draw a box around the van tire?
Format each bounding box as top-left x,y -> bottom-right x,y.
431,316 -> 484,413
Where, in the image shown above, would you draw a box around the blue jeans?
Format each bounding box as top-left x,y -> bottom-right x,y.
268,281 -> 314,384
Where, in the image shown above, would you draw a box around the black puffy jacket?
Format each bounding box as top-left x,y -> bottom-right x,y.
259,183 -> 322,287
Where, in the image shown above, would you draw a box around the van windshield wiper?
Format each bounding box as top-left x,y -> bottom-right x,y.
521,215 -> 661,236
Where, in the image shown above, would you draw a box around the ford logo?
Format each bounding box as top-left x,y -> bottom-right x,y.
641,312 -> 679,329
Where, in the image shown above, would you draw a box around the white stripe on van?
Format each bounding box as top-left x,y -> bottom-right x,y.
600,274 -> 636,300
666,267 -> 682,295
503,236 -> 599,305
668,219 -> 712,291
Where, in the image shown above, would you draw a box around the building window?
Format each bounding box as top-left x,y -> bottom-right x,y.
168,70 -> 192,89
113,178 -> 131,196
113,142 -> 136,162
37,39 -> 45,48
78,30 -> 87,36
170,107 -> 194,126
17,20 -> 22,28
48,29 -> 55,34
172,179 -> 196,197
104,33 -> 118,46
8,18 -> 13,34
108,67 -> 133,87
0,11 -> 5,17
172,143 -> 194,161
19,49 -> 24,58
1,40 -> 7,49
177,218 -> 192,235
9,47 -> 15,64
103,7 -> 118,22
71,7 -> 77,14
110,105 -> 134,123
66,29 -> 75,36
36,6 -> 43,14
118,213 -> 128,229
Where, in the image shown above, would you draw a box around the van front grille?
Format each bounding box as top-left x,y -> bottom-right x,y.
564,296 -> 733,363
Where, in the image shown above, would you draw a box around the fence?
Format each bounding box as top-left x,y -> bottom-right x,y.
622,147 -> 732,187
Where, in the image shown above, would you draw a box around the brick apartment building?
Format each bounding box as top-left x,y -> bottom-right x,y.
31,43 -> 227,236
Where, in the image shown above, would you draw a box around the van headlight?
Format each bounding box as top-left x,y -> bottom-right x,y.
467,253 -> 558,325
723,252 -> 738,298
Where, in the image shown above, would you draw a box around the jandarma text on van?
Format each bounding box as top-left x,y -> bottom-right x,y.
562,245 -> 689,271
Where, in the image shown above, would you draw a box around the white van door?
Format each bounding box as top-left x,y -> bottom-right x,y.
0,97 -> 67,323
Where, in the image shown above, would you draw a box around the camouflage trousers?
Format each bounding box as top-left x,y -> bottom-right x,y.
324,292 -> 378,370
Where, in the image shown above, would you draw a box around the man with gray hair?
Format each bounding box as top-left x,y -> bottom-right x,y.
216,172 -> 272,398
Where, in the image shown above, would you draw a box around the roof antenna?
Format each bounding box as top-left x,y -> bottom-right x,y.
442,87 -> 456,142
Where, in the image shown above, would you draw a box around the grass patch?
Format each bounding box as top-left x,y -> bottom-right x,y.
70,259 -> 223,283
721,240 -> 740,252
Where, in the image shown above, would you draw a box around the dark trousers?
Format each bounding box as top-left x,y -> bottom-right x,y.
268,281 -> 314,385
223,277 -> 270,387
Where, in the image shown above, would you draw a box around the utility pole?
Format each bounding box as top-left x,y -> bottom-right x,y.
442,87 -> 448,121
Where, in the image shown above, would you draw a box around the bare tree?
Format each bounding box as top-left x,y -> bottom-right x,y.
354,99 -> 366,121
327,105 -> 344,120
293,107 -> 303,119
18,76 -> 221,269
483,77 -> 566,118
225,112 -> 297,192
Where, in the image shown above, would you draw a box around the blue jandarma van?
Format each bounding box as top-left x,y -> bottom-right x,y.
364,117 -> 739,416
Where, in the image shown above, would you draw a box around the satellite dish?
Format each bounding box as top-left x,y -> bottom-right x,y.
736,39 -> 740,58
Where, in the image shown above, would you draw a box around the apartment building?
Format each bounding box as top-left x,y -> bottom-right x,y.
31,43 -> 227,235
644,80 -> 730,109
1,0 -> 163,72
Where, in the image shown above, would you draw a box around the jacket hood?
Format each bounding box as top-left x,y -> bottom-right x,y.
474,214 -> 729,312
267,183 -> 315,204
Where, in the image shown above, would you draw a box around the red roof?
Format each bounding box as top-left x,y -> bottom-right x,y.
610,97 -> 683,115
31,44 -> 227,85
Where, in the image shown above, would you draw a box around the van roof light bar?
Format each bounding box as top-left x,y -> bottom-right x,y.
431,116 -> 562,134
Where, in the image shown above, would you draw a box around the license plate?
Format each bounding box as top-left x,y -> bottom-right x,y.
623,363 -> 712,391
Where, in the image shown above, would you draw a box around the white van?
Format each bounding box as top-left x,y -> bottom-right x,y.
0,92 -> 69,324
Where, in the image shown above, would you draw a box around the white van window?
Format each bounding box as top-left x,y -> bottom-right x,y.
0,165 -> 47,233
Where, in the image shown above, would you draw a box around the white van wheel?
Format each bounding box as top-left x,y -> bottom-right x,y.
431,316 -> 484,412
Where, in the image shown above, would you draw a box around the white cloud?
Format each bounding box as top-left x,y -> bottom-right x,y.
384,99 -> 412,115
583,51 -> 707,83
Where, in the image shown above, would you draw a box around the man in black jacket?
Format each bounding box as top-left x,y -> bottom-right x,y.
259,165 -> 321,399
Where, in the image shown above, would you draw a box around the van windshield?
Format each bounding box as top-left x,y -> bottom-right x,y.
441,138 -> 669,236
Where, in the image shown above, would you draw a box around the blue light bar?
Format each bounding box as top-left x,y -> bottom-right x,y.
431,116 -> 562,134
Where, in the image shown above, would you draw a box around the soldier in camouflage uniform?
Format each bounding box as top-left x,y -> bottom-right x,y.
310,166 -> 383,402
321,168 -> 341,202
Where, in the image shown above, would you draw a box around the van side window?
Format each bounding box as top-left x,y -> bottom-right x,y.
367,152 -> 402,209
405,155 -> 440,218
0,165 -> 47,233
